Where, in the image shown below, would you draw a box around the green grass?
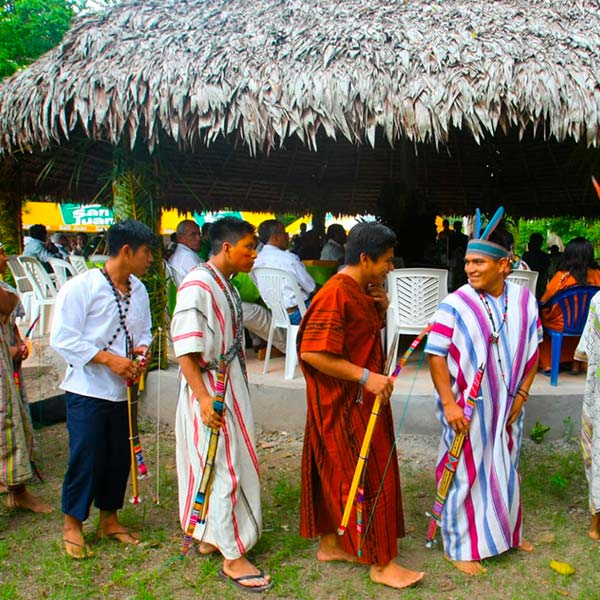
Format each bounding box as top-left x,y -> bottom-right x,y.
0,426 -> 598,599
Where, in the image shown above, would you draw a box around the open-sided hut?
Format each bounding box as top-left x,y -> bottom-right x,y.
0,0 -> 599,222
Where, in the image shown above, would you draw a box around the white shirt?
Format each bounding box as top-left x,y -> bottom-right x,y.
168,243 -> 203,284
50,268 -> 152,402
252,244 -> 316,308
320,239 -> 345,262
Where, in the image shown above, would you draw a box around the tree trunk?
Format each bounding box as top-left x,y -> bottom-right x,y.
0,188 -> 23,256
111,149 -> 167,369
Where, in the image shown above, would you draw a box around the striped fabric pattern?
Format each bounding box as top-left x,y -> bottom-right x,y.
575,294 -> 600,513
0,319 -> 34,487
171,266 -> 261,560
426,281 -> 541,561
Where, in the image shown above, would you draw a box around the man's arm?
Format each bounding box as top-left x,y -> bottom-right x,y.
428,354 -> 469,433
178,353 -> 223,429
507,354 -> 538,426
300,350 -> 394,403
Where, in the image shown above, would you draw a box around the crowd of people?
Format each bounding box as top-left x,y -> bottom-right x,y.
1,213 -> 600,593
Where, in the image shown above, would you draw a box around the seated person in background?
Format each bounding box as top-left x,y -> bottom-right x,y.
168,220 -> 203,286
198,222 -> 213,261
320,224 -> 347,263
522,233 -> 550,298
547,245 -> 562,280
539,237 -> 600,374
253,220 -> 316,325
70,232 -> 90,257
50,233 -> 71,260
297,229 -> 322,261
23,224 -> 60,271
231,271 -> 287,358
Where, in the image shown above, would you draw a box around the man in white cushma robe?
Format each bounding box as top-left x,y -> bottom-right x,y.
172,217 -> 272,593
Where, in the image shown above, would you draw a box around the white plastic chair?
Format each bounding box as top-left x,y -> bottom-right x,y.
507,269 -> 538,295
253,267 -> 307,379
49,257 -> 78,289
6,255 -> 34,324
18,256 -> 58,334
386,268 -> 449,354
68,254 -> 89,274
89,254 -> 109,267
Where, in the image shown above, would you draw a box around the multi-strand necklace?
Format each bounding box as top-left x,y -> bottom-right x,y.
478,287 -> 508,345
100,267 -> 133,354
478,286 -> 513,395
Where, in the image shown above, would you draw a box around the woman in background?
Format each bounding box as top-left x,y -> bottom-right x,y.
539,237 -> 600,375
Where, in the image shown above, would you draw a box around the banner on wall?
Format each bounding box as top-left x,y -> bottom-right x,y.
22,202 -> 276,234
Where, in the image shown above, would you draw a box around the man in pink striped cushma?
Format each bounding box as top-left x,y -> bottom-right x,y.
426,228 -> 541,576
172,217 -> 272,593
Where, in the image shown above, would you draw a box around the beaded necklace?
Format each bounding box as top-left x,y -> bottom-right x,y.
201,262 -> 246,377
100,267 -> 133,354
478,285 -> 513,395
478,286 -> 508,345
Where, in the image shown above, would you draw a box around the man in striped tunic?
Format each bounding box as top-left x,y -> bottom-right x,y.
426,229 -> 541,575
172,217 -> 272,593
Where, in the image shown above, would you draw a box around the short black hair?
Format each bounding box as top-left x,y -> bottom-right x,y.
257,219 -> 282,245
345,222 -> 396,265
488,227 -> 514,252
210,217 -> 255,254
29,224 -> 47,241
107,219 -> 158,256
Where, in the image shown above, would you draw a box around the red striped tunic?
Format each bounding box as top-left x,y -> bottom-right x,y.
298,273 -> 404,565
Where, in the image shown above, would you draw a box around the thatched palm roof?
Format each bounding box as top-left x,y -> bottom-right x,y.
0,0 -> 600,216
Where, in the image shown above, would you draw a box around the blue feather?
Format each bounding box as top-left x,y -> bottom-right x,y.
475,209 -> 481,239
481,206 -> 504,240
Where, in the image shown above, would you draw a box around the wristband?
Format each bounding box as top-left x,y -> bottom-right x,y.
358,368 -> 370,386
516,389 -> 529,402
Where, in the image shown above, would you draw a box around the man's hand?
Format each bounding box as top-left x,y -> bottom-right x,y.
367,284 -> 389,315
198,392 -> 224,429
507,395 -> 525,426
444,400 -> 469,434
103,353 -> 140,381
364,372 -> 394,404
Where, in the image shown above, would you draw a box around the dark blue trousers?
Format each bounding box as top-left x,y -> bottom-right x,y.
62,392 -> 130,522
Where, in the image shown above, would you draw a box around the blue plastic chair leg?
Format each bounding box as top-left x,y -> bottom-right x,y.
549,331 -> 563,386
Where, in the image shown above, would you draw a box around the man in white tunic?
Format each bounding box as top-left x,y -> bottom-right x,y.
50,219 -> 154,559
253,219 -> 316,324
172,217 -> 272,592
575,291 -> 600,540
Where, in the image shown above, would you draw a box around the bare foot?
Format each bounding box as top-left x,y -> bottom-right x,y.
316,533 -> 357,563
369,561 -> 425,589
445,555 -> 487,576
589,513 -> 600,540
518,539 -> 534,552
196,541 -> 218,555
222,556 -> 272,590
0,482 -> 6,494
6,488 -> 53,513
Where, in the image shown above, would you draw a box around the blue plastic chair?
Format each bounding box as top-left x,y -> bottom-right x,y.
540,285 -> 600,386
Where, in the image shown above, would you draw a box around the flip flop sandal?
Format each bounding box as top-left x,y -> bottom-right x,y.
218,568 -> 274,594
63,538 -> 94,559
95,529 -> 140,545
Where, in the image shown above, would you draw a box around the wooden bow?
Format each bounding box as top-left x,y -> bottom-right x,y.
337,325 -> 431,543
425,363 -> 485,548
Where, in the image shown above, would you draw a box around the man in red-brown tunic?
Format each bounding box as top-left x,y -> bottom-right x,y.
298,222 -> 425,589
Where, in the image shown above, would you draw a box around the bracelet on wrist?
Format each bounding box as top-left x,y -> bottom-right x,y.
358,368 -> 370,386
516,389 -> 529,402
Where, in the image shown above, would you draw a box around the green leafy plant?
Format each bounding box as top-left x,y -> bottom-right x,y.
530,421 -> 551,443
